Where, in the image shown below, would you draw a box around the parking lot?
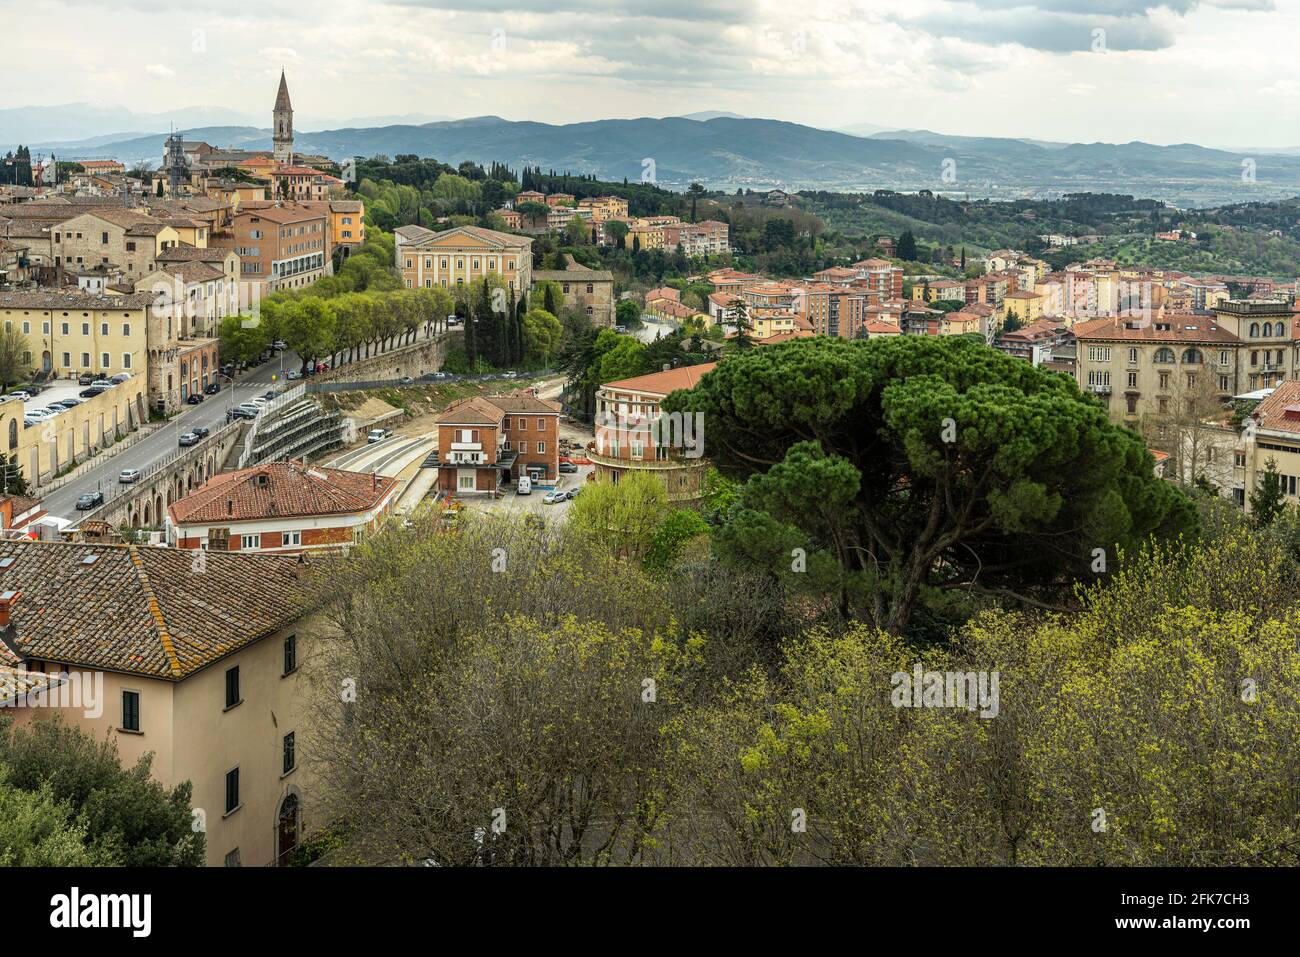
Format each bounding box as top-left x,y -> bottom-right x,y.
11,376 -> 134,419
467,462 -> 595,519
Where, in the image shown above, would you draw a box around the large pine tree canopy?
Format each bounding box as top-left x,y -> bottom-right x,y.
663,335 -> 1197,635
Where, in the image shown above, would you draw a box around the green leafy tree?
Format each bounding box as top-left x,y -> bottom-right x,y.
663,336 -> 1197,636
1251,457 -> 1286,526
644,509 -> 710,573
0,326 -> 30,389
520,308 -> 563,368
0,717 -> 204,866
570,473 -> 669,561
897,230 -> 917,262
616,299 -> 642,330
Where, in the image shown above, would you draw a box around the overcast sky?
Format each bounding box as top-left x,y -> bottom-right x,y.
4,0 -> 1298,147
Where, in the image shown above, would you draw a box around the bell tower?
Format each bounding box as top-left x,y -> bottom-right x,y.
272,70 -> 294,166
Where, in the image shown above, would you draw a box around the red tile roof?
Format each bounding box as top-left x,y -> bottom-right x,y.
602,362 -> 718,396
168,461 -> 397,525
0,540 -> 305,678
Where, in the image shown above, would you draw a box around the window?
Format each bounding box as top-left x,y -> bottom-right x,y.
1219,375 -> 1230,391
281,530 -> 301,547
240,534 -> 258,549
536,418 -> 545,430
81,322 -> 89,335
537,441 -> 545,454
121,690 -> 140,732
1153,347 -> 1175,364
283,732 -> 296,775
1087,346 -> 1111,362
61,352 -> 70,367
122,323 -> 130,336
1127,371 -> 1137,389
61,322 -> 69,335
224,849 -> 241,868
101,323 -> 108,335
224,666 -> 240,709
1181,348 -> 1203,364
518,441 -> 528,454
517,418 -> 527,430
81,353 -> 90,367
101,352 -> 109,368
122,354 -> 131,369
283,634 -> 297,675
224,768 -> 240,814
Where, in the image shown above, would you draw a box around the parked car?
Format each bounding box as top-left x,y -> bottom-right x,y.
23,409 -> 54,421
430,371 -> 448,379
178,431 -> 200,447
110,372 -> 132,383
516,475 -> 532,495
118,468 -> 141,484
75,491 -> 104,510
42,406 -> 66,416
77,373 -> 97,386
55,398 -> 85,408
559,461 -> 578,474
205,382 -> 220,395
193,426 -> 210,439
367,428 -> 393,444
187,392 -> 204,404
79,387 -> 108,399
262,391 -> 279,401
400,376 -> 414,385
502,371 -> 519,379
91,380 -> 115,389
568,487 -> 582,500
235,403 -> 262,417
286,369 -> 300,380
543,490 -> 566,504
7,391 -> 31,401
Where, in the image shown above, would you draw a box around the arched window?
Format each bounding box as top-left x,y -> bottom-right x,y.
1250,322 -> 1260,337
1182,348 -> 1203,364
1263,322 -> 1273,337
7,419 -> 15,452
1153,347 -> 1175,363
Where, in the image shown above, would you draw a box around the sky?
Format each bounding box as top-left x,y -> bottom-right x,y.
3,0 -> 1299,147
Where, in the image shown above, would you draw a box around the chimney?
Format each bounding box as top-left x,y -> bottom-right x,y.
0,589 -> 20,628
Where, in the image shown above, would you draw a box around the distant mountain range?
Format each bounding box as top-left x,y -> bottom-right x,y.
14,112 -> 1300,208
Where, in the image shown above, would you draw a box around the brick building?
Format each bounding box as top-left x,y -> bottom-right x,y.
434,394 -> 560,494
167,461 -> 399,552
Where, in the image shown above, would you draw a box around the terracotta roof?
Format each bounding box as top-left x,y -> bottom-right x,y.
1250,380 -> 1300,435
156,245 -> 233,264
0,290 -> 155,310
484,394 -> 560,415
168,461 -> 397,525
235,204 -> 325,225
0,540 -> 305,679
1073,315 -> 1240,344
602,362 -> 718,396
437,396 -> 506,426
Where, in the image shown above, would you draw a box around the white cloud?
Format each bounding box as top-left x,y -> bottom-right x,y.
0,0 -> 1297,147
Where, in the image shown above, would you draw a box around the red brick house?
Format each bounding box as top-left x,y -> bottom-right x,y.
435,394 -> 560,494
166,461 -> 398,553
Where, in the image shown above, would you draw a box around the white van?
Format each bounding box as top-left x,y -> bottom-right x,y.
516,475 -> 532,495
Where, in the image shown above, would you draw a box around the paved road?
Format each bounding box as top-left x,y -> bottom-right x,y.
44,354 -> 297,522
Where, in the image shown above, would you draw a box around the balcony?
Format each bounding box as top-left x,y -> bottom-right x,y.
1087,384 -> 1112,395
586,447 -> 706,471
